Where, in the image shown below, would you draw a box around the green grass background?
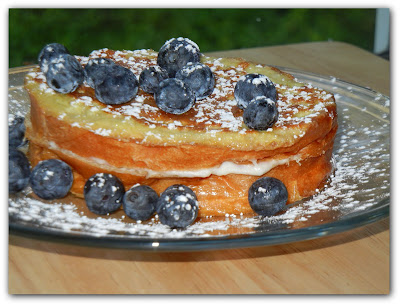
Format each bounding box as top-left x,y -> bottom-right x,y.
9,8 -> 376,68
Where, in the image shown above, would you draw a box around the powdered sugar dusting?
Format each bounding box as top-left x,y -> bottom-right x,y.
27,49 -> 335,138
9,73 -> 389,242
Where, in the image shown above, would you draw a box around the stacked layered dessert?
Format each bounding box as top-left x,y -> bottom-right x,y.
18,38 -> 337,228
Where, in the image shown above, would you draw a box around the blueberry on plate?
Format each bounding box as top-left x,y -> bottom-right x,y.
176,62 -> 215,99
248,177 -> 288,217
84,173 -> 125,215
84,57 -> 116,88
9,149 -> 30,194
234,73 -> 277,109
243,96 -> 279,130
9,116 -> 26,148
123,185 -> 159,221
157,37 -> 201,77
38,43 -> 70,73
94,64 -> 138,105
157,184 -> 198,229
155,78 -> 195,114
30,159 -> 73,200
139,66 -> 169,94
45,53 -> 84,93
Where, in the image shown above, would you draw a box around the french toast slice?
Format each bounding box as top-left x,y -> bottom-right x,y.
24,48 -> 337,217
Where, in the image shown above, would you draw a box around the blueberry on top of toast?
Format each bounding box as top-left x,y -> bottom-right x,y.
38,43 -> 70,74
176,62 -> 215,99
94,64 -> 139,105
157,37 -> 201,77
45,53 -> 84,94
84,57 -> 116,88
234,73 -> 277,109
243,96 -> 279,130
139,65 -> 169,94
155,78 -> 195,114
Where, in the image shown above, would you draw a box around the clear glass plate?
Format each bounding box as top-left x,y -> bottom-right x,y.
8,65 -> 390,251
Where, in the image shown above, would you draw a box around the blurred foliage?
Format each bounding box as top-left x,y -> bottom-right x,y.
9,8 -> 376,67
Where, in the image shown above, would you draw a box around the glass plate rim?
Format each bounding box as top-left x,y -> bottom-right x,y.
8,65 -> 390,251
273,65 -> 390,99
9,197 -> 389,251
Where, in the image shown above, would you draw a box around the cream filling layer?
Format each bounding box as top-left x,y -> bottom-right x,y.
48,141 -> 302,178
144,155 -> 301,178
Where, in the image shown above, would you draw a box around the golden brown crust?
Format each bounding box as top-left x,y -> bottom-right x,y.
28,138 -> 335,217
27,90 -> 337,172
27,113 -> 336,217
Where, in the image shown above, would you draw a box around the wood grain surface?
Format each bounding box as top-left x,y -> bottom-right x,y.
8,41 -> 390,294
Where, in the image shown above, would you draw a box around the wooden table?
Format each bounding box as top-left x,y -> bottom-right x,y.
8,41 -> 390,294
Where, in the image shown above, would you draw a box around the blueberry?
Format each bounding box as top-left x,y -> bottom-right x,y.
176,62 -> 215,99
94,64 -> 138,105
234,73 -> 277,109
30,159 -> 73,200
139,66 -> 169,94
157,184 -> 198,229
9,149 -> 30,194
38,43 -> 70,74
248,177 -> 288,217
9,116 -> 26,148
123,185 -> 159,221
84,173 -> 125,215
45,53 -> 84,93
84,58 -> 116,88
154,78 -> 195,114
157,37 -> 201,77
243,96 -> 279,130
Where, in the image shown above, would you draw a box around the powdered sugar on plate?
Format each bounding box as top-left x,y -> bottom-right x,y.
8,66 -> 390,246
